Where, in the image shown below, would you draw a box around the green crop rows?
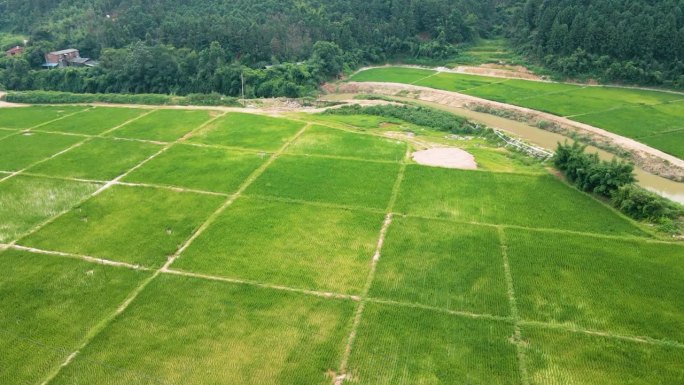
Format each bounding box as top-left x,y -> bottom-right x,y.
350,67 -> 684,159
0,105 -> 682,384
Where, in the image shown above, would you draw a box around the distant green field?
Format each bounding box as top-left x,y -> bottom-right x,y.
43,107 -> 145,135
0,106 -> 85,129
28,138 -> 162,180
350,67 -> 684,158
107,109 -> 214,141
0,105 -> 681,384
188,112 -> 305,151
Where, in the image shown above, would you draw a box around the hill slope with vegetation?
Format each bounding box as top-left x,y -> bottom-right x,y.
1,0 -> 683,95
509,0 -> 684,88
0,0 -> 505,96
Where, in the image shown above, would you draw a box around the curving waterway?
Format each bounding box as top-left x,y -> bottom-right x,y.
418,101 -> 684,204
326,94 -> 684,204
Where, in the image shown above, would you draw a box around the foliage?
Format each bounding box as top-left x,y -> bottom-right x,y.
324,104 -> 483,135
0,0 -> 509,97
612,185 -> 684,222
510,0 -> 684,88
3,90 -> 240,106
553,141 -> 635,198
554,141 -> 683,232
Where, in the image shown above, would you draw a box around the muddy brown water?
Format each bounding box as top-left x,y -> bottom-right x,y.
430,104 -> 684,204
325,94 -> 684,204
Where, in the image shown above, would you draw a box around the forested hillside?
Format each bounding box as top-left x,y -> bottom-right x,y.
0,0 -> 505,96
1,0 -> 683,95
510,0 -> 684,88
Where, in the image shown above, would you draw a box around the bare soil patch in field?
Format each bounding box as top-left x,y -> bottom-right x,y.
412,147 -> 477,169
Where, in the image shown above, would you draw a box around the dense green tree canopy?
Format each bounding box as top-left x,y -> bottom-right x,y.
510,0 -> 684,87
0,0 -> 508,96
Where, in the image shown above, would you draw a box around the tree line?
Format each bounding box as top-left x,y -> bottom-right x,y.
554,142 -> 683,233
0,0 -> 507,97
1,41 -> 345,97
510,0 -> 684,89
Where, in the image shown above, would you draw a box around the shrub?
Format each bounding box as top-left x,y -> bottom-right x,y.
3,90 -> 240,106
612,185 -> 684,221
324,104 -> 482,135
553,141 -> 634,197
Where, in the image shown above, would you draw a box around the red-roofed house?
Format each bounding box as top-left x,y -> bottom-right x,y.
5,46 -> 23,56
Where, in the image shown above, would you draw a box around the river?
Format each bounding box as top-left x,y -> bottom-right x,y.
326,94 -> 684,204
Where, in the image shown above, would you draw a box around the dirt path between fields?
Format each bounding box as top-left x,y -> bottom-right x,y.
329,82 -> 684,181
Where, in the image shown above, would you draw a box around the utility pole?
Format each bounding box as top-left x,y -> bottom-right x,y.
241,71 -> 245,106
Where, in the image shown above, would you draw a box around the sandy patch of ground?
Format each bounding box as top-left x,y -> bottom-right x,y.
332,81 -> 684,181
412,148 -> 477,170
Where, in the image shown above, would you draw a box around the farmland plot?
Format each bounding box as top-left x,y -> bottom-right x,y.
0,175 -> 99,243
522,327 -> 684,385
188,112 -> 305,151
28,138 -> 162,180
0,249 -> 150,385
247,155 -> 400,210
394,166 -> 644,236
345,303 -> 521,385
369,217 -> 509,316
107,109 -> 214,141
124,143 -> 267,194
22,185 -> 224,267
48,275 -> 355,385
0,106 -> 86,129
0,132 -> 83,172
0,106 -> 681,385
43,107 -> 146,135
174,197 -> 384,294
506,229 -> 684,341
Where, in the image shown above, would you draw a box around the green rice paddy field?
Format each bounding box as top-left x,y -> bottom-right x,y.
350,67 -> 684,159
0,105 -> 682,385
